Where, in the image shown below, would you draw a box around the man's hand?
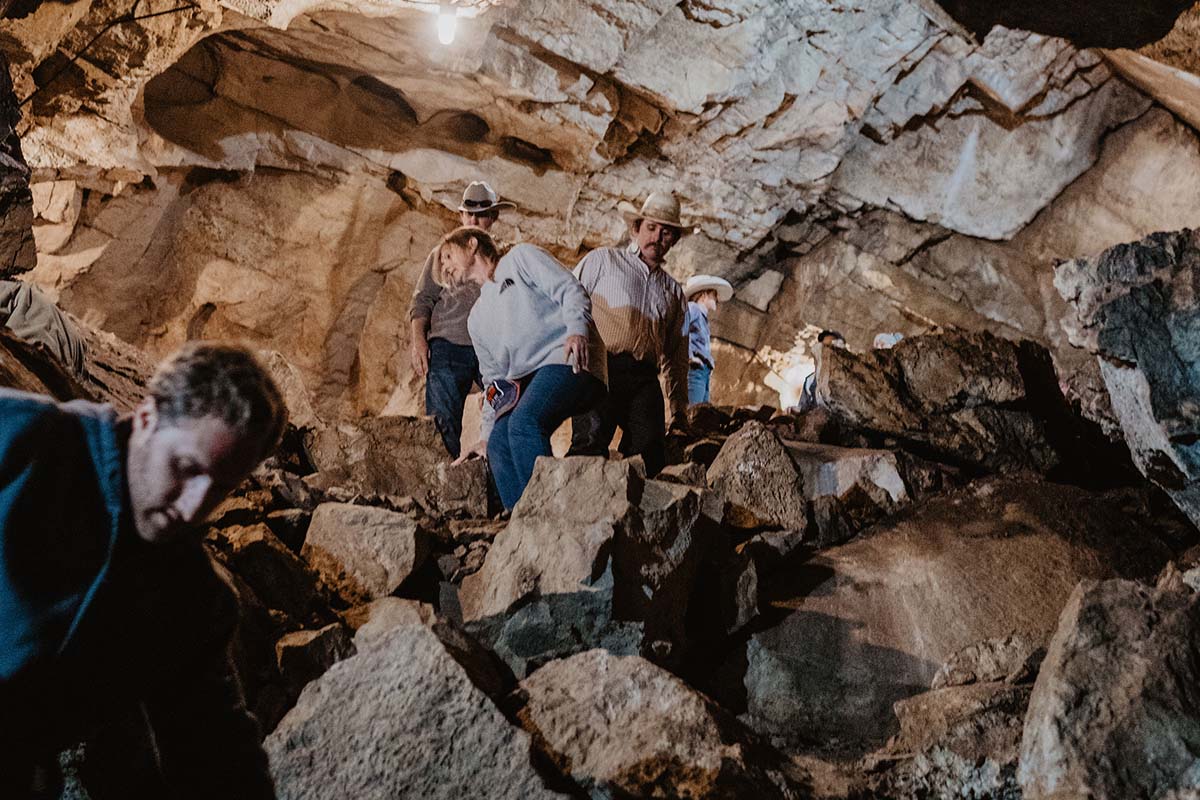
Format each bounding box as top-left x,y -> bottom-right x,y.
452,439 -> 487,465
564,334 -> 589,374
410,337 -> 430,378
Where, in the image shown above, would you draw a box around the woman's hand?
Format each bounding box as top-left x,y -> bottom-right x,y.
410,338 -> 430,378
564,334 -> 589,374
452,439 -> 487,465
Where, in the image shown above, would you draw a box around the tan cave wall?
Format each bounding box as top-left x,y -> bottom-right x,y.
29,169 -> 460,419
713,105 -> 1200,415
10,0 -> 1200,421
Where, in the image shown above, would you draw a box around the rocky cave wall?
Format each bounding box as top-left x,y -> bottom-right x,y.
4,0 -> 1200,424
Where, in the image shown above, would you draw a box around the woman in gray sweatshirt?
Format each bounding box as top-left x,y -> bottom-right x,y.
437,227 -> 607,510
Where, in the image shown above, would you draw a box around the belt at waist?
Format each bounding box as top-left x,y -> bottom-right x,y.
607,351 -> 658,376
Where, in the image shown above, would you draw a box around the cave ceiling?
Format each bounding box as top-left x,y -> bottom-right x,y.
3,0 -> 1200,418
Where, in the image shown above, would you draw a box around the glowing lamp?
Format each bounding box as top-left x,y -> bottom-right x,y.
437,5 -> 457,45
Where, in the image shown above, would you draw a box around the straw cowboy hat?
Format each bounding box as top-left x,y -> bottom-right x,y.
619,191 -> 688,231
684,274 -> 733,302
458,181 -> 516,213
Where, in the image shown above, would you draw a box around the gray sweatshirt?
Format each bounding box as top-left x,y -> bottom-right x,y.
467,244 -> 608,441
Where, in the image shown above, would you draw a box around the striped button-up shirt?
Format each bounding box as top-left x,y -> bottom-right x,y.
574,244 -> 689,419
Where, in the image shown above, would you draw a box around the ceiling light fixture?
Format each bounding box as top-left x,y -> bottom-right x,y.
437,3 -> 458,45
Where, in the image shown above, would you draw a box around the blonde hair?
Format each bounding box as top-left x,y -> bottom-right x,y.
433,227 -> 502,288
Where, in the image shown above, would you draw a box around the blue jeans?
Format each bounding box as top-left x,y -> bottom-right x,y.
425,338 -> 480,459
688,364 -> 712,405
489,365 -> 605,510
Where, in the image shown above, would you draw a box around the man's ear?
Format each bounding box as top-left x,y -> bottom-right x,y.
131,397 -> 158,439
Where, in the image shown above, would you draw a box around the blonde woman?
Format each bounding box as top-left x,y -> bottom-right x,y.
437,227 -> 607,510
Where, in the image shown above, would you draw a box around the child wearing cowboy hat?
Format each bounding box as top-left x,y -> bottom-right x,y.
682,274 -> 733,405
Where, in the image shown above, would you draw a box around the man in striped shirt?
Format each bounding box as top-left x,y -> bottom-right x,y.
567,192 -> 690,475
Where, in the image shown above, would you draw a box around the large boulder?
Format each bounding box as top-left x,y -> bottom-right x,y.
1056,229 -> 1200,530
460,457 -> 715,676
707,422 -> 913,545
1018,577 -> 1200,800
706,422 -> 809,529
518,650 -> 810,799
266,622 -> 570,799
740,477 -> 1175,749
816,331 -> 1059,473
208,523 -> 327,626
787,440 -> 910,547
308,415 -> 447,500
868,634 -> 1044,798
302,502 -> 430,605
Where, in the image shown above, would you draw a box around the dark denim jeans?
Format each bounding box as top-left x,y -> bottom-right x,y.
488,365 -> 605,510
568,353 -> 667,475
688,365 -> 712,405
425,337 -> 480,459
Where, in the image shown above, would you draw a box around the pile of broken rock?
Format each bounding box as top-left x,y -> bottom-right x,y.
5,307 -> 1199,799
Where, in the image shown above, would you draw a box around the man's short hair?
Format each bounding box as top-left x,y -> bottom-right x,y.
817,330 -> 845,344
147,341 -> 287,459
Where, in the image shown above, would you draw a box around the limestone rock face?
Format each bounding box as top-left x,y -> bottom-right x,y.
309,415 -> 447,500
461,457 -> 717,675
274,622 -> 355,698
459,457 -> 645,676
707,422 -> 808,530
518,649 -> 810,800
302,502 -> 430,605
1018,578 -> 1200,800
266,622 -> 569,800
6,0 -> 1181,414
0,62 -> 34,278
209,523 -> 327,625
931,634 -> 1044,690
817,332 -> 1060,473
1056,229 -> 1200,529
741,477 -> 1175,748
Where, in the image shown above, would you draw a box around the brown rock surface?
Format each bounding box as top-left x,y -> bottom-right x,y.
302,502 -> 430,605
1057,229 -> 1200,529
275,622 -> 355,698
741,476 -> 1175,748
707,422 -> 808,530
461,457 -> 718,675
209,522 -> 327,625
1018,577 -> 1200,800
519,649 -> 810,800
266,622 -> 570,800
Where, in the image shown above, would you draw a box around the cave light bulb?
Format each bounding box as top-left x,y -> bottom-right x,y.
437,4 -> 458,45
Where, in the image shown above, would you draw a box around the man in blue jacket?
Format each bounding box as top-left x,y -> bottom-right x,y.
0,341 -> 286,798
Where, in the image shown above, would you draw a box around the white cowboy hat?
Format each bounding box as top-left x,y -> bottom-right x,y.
458,181 -> 516,213
684,274 -> 733,302
618,191 -> 688,231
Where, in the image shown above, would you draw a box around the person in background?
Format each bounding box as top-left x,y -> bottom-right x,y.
873,332 -> 904,349
438,228 -> 607,511
682,274 -> 733,405
795,329 -> 846,413
0,279 -> 85,377
408,181 -> 515,458
0,342 -> 285,798
567,191 -> 690,476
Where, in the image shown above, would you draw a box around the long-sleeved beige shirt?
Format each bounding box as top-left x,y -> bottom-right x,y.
574,244 -> 689,419
406,248 -> 481,347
